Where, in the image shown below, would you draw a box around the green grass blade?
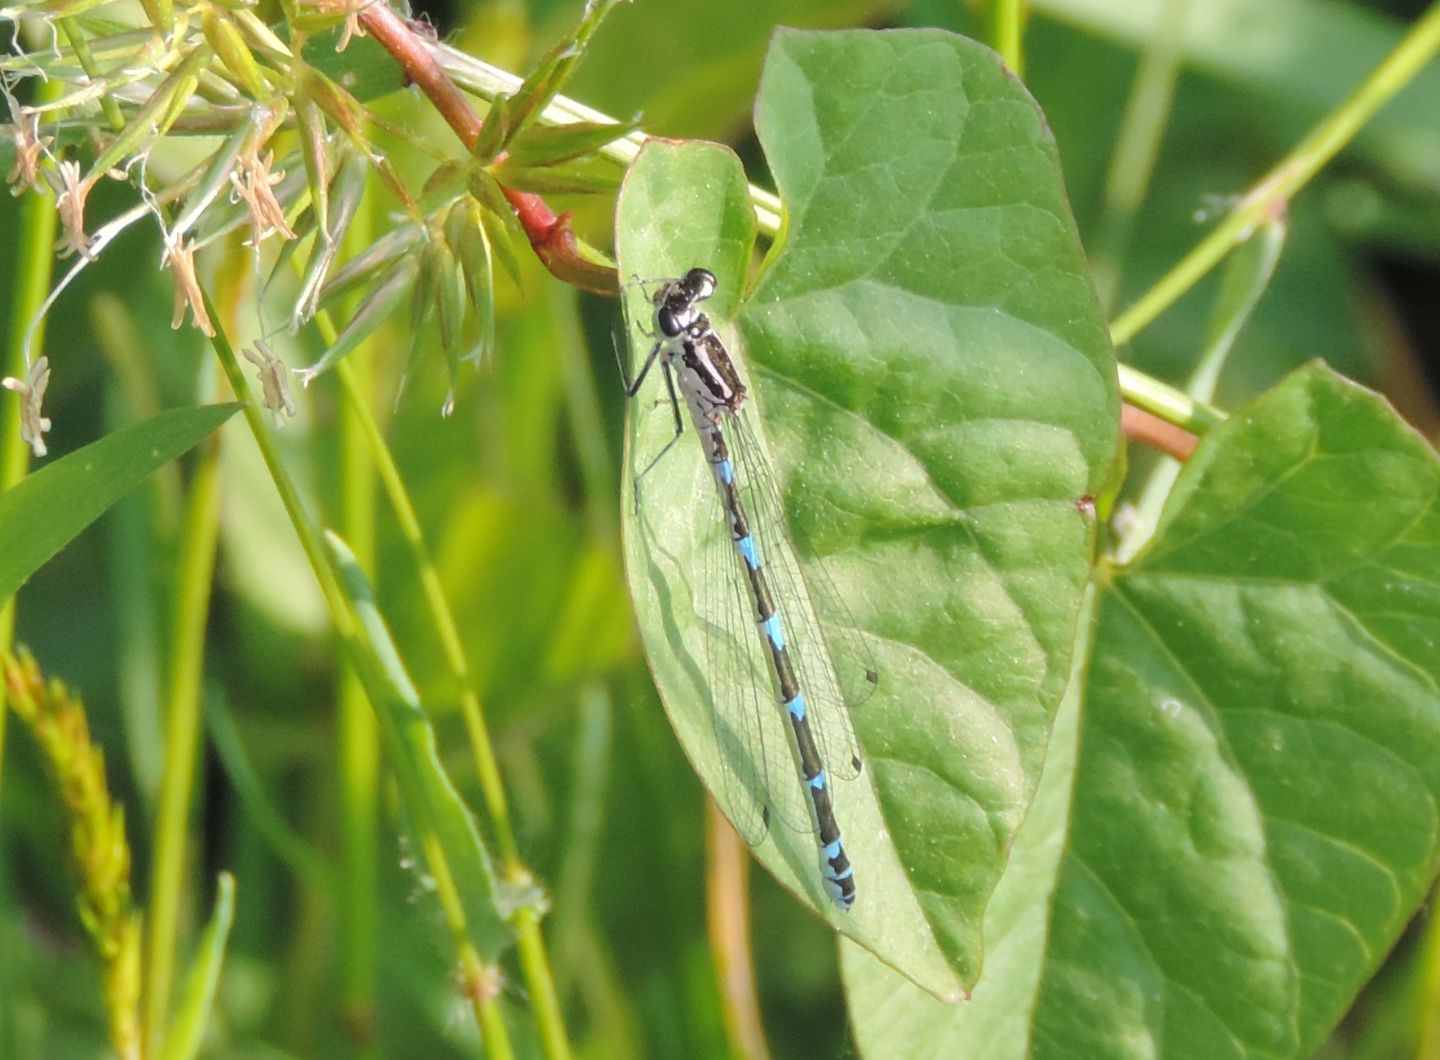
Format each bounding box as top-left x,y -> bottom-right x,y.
0,404 -> 239,603
323,531 -> 507,960
158,872 -> 236,1060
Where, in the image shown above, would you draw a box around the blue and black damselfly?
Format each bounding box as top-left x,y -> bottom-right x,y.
621,267 -> 875,911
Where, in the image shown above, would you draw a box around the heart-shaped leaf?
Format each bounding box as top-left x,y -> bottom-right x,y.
848,363 -> 1440,1056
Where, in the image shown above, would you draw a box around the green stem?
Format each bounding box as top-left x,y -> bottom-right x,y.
0,108 -> 61,805
143,418 -> 224,1055
204,302 -> 512,1048
336,201 -> 381,1055
1110,0 -> 1440,348
322,362 -> 522,866
329,361 -> 574,1059
1090,0 -> 1190,311
1117,363 -> 1223,434
59,19 -> 126,132
989,0 -> 1026,76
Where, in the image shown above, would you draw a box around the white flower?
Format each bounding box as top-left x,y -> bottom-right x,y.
1,357 -> 53,458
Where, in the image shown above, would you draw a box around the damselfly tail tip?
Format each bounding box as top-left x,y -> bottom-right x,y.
822,840 -> 855,911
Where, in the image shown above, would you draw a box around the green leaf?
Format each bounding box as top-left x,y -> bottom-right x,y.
752,27 -> 1115,984
617,27 -> 1118,999
492,157 -> 621,196
324,532 -> 507,961
845,591 -> 1091,1055
851,363 -> 1440,1055
504,119 -> 637,168
1048,363 -> 1440,1056
0,404 -> 238,604
159,873 -> 236,1060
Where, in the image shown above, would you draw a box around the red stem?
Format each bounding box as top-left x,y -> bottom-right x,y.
359,4 -> 616,294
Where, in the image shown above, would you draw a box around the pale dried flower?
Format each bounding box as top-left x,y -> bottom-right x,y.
229,149 -> 296,251
241,342 -> 298,426
53,160 -> 94,259
5,111 -> 53,193
2,357 -> 54,458
162,236 -> 215,336
336,0 -> 373,51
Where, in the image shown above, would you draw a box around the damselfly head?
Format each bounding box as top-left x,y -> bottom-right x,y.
653,267 -> 719,338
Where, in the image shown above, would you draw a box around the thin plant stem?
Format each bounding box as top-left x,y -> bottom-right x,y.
335,197 -> 381,1053
989,0 -> 1026,76
203,301 -> 512,1047
296,284 -> 527,870
143,383 -> 225,1055
59,18 -> 126,132
322,363 -> 521,863
140,484 -> 218,1044
1110,0 -> 1440,348
0,82 -> 62,804
707,800 -> 770,1060
1114,217 -> 1286,564
1091,0 -> 1190,311
327,358 -> 574,1059
1117,363 -> 1222,434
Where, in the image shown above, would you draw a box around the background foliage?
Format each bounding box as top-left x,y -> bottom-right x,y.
1,1 -> 1438,1058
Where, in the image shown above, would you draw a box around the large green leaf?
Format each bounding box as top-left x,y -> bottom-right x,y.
848,364 -> 1440,1056
844,590 -> 1089,1056
617,28 -> 1117,997
0,403 -> 238,603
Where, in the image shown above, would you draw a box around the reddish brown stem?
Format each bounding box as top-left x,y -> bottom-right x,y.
359,4 -> 617,294
1122,403 -> 1197,461
705,799 -> 772,1060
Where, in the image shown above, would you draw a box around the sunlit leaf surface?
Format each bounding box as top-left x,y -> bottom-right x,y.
849,364 -> 1440,1057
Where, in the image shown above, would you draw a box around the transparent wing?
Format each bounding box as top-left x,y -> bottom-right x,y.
729,409 -> 872,785
693,465 -> 817,842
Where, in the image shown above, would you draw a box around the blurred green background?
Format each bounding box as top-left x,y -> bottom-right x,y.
2,1 -> 1438,1056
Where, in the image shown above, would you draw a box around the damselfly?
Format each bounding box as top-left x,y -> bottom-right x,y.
622,267 -> 873,911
